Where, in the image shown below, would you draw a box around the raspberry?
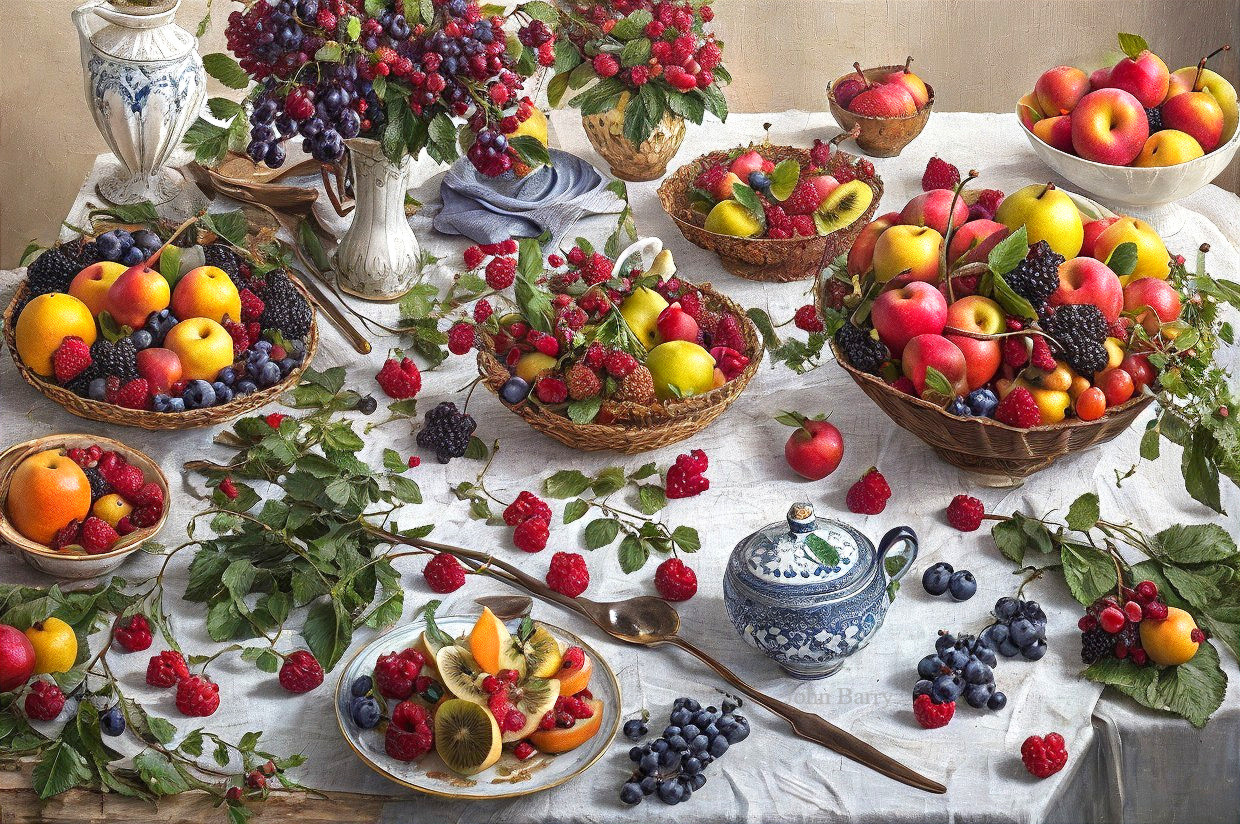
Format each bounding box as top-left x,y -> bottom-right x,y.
534,375 -> 568,404
514,740 -> 536,760
1191,628 -> 1206,643
223,319 -> 251,356
52,520 -> 81,550
560,645 -> 585,671
447,322 -> 476,355
1021,733 -> 1068,778
531,331 -> 560,357
615,366 -> 656,405
890,376 -> 917,395
24,680 -> 65,721
115,378 -> 152,411
472,299 -> 493,323
809,138 -> 832,169
53,336 -> 92,383
791,214 -> 816,237
1030,335 -> 1056,371
131,482 -> 164,509
593,53 -> 620,77
376,357 -> 422,399
582,253 -> 613,285
504,708 -> 527,732
654,558 -> 698,601
1002,336 -> 1031,369
246,771 -> 267,789
565,363 -> 601,400
995,387 -> 1042,428
374,649 -> 424,699
176,675 -> 221,717
278,650 -> 324,694
463,245 -> 486,269
1099,605 -> 1126,634
106,464 -> 145,502
833,164 -> 858,184
856,159 -> 876,179
408,456 -> 421,468
130,504 -> 162,529
677,291 -> 703,321
1135,580 -> 1159,602
423,553 -> 467,593
480,240 -> 519,256
546,552 -> 589,597
781,180 -> 825,216
548,254 -> 565,268
666,465 -> 709,499
114,614 -> 152,652
604,350 -> 638,378
913,694 -> 954,729
385,701 -> 433,761
921,156 -> 961,192
976,189 -> 1004,214
239,288 -> 265,322
713,313 -> 746,352
946,495 -> 985,531
485,256 -> 517,289
846,468 -> 891,515
693,162 -> 728,193
794,305 -> 823,333
562,695 -> 593,718
146,650 -> 189,687
675,448 -> 709,475
81,516 -> 119,554
513,516 -> 550,553
1123,600 -> 1144,622
503,490 -> 552,526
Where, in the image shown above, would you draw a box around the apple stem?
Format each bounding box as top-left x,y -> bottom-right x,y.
141,210 -> 207,269
852,62 -> 870,88
1038,182 -> 1056,199
1192,58 -> 1209,91
903,55 -> 913,73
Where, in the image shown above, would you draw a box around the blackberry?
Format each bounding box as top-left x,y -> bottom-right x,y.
1145,107 -> 1163,132
91,338 -> 139,383
834,323 -> 888,375
83,466 -> 110,503
68,239 -> 103,268
258,271 -> 313,340
1080,627 -> 1111,664
204,244 -> 247,289
1005,240 -> 1063,313
1042,304 -> 1109,377
64,363 -> 102,397
25,248 -> 80,296
416,402 -> 477,464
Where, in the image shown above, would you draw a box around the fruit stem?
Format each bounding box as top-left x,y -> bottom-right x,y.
941,170 -> 979,297
1038,182 -> 1055,199
1193,58 -> 1209,91
902,55 -> 914,73
143,209 -> 206,269
852,62 -> 869,88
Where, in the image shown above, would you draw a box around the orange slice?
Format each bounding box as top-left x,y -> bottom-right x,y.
551,653 -> 592,697
528,700 -> 604,754
468,607 -> 511,675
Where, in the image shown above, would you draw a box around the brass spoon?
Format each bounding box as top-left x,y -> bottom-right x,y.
371,528 -> 946,795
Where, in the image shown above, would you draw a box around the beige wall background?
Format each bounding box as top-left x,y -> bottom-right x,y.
2,0 -> 1238,266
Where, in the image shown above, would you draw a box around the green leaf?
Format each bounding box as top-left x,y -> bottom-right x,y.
562,499 -> 590,524
1153,642 -> 1227,727
1065,492 -> 1101,531
1140,424 -> 1162,461
514,238 -> 554,333
730,183 -> 766,226
426,113 -> 460,166
804,534 -> 840,568
1085,655 -> 1159,706
618,534 -> 649,573
636,484 -> 667,515
569,77 -> 626,116
990,271 -> 1039,321
622,84 -> 659,145
509,135 -> 551,169
201,210 -> 248,247
315,42 -> 344,62
1153,523 -> 1237,564
383,448 -> 409,472
547,71 -> 571,107
207,97 -> 243,121
696,83 -> 729,122
665,89 -> 705,124
33,741 -> 92,799
671,525 -> 700,553
583,518 -> 621,549
544,470 -> 593,499
522,1 -> 558,22
1104,241 -> 1139,277
464,436 -> 489,460
611,8 -> 653,39
416,599 -> 454,649
1059,542 -> 1118,605
922,366 -> 954,398
202,53 -> 249,89
768,158 -> 801,201
182,117 -> 232,167
987,225 -> 1029,277
303,599 -> 351,671
346,15 -> 361,40
133,750 -> 193,796
567,396 -> 603,424
1183,429 -> 1224,514
390,475 -> 423,504
158,243 -> 183,287
591,466 -> 627,497
620,37 -> 652,67
1117,33 -> 1150,60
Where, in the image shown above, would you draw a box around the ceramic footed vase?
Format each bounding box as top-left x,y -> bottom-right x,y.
74,0 -> 205,205
334,138 -> 422,300
723,502 -> 918,679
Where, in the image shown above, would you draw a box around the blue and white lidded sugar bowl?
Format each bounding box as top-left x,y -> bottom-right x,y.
723,502 -> 918,679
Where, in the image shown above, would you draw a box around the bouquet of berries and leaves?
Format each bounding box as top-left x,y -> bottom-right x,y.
10,203 -> 314,416
986,491 -> 1236,727
547,0 -> 729,143
189,0 -> 559,175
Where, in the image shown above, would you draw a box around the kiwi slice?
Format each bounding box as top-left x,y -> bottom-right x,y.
500,676 -> 560,743
814,180 -> 873,235
519,625 -> 563,679
434,698 -> 502,775
435,645 -> 490,706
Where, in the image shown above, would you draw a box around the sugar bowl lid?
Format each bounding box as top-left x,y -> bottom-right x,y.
726,502 -> 877,599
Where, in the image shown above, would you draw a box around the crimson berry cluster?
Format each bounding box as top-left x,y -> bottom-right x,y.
1079,580 -> 1186,666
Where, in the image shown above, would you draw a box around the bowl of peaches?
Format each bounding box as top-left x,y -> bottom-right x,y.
822,157 -> 1192,482
1018,33 -> 1239,217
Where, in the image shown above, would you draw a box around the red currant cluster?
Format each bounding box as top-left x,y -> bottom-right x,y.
1079,580 -> 1166,666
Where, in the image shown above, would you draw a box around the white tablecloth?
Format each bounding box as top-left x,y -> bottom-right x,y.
3,111 -> 1237,823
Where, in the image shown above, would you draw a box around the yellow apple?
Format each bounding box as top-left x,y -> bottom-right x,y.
171,266 -> 242,324
163,318 -> 234,381
872,225 -> 943,283
1092,217 -> 1170,284
69,261 -> 126,316
645,341 -> 716,399
515,352 -> 557,383
995,183 -> 1083,258
703,200 -> 762,238
1133,130 -> 1204,166
619,287 -> 669,350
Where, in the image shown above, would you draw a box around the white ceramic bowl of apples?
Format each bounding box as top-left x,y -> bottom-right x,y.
1017,38 -> 1239,231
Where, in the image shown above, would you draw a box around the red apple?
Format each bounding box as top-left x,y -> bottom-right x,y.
871,281 -> 948,357
1049,257 -> 1124,323
1108,49 -> 1170,108
1089,66 -> 1113,90
1033,114 -> 1075,153
945,295 -> 1004,390
1070,89 -> 1150,165
1035,66 -> 1090,115
0,624 -> 36,692
1080,217 -> 1121,258
847,212 -> 901,276
1120,352 -> 1156,392
656,302 -> 700,344
834,71 -> 870,109
135,347 -> 184,394
1124,277 -> 1182,334
782,415 -> 845,480
948,219 -> 1009,265
729,150 -> 769,179
1161,91 -> 1225,153
849,83 -> 917,117
900,189 -> 970,236
901,334 -> 969,396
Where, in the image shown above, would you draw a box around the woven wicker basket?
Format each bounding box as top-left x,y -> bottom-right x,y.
4,277 -> 318,431
477,282 -> 762,454
827,65 -> 934,158
657,145 -> 883,283
0,434 -> 170,578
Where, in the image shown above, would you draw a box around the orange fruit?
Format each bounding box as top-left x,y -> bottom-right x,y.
92,494 -> 133,527
469,607 -> 513,676
14,293 -> 97,376
1140,607 -> 1201,666
1075,387 -> 1106,421
6,450 -> 92,545
528,699 -> 604,753
552,653 -> 593,697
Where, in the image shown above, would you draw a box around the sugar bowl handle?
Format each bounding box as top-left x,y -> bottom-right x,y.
877,526 -> 918,597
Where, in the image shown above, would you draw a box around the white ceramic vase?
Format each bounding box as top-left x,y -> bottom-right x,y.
335,138 -> 422,300
74,0 -> 206,205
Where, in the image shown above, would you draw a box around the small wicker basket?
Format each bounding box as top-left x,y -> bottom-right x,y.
477,282 -> 762,454
0,434 -> 170,578
4,276 -> 318,431
827,65 -> 934,158
657,145 -> 883,283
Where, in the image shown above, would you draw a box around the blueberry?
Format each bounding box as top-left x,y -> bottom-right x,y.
917,654 -> 944,680
964,683 -> 994,709
692,710 -> 714,727
947,396 -> 969,416
1022,600 -> 1043,618
235,379 -> 258,395
994,596 -> 1021,620
747,171 -> 770,192
708,735 -> 729,757
639,753 -> 658,774
213,383 -> 233,404
689,733 -> 709,753
963,659 -> 992,684
966,387 -> 999,417
974,644 -> 998,667
656,780 -> 683,805
620,782 -> 643,805
689,773 -> 706,791
96,233 -> 123,261
665,734 -> 687,751
357,394 -> 378,415
121,245 -> 145,266
681,724 -> 699,740
948,570 -> 977,601
913,679 -> 933,697
658,748 -> 680,769
258,361 -> 282,387
181,379 -> 216,409
1021,639 -> 1048,661
724,715 -> 749,742
942,647 -> 969,670
998,638 -> 1021,658
100,705 -> 125,736
624,719 -> 646,740
922,562 -> 954,596
350,675 -> 372,697
128,329 -> 153,350
935,632 -> 958,653
982,622 -> 1009,646
1008,617 -> 1038,647
986,691 -> 1007,711
682,698 -> 700,712
350,695 -> 380,728
931,674 -> 962,704
131,229 -> 161,253
629,745 -> 643,762
255,340 -> 273,353
669,707 -> 691,727
651,738 -> 668,753
721,698 -> 738,714
88,377 -> 108,401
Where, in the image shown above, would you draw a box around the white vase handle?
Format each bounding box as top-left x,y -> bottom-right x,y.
611,237 -> 663,279
73,0 -> 106,62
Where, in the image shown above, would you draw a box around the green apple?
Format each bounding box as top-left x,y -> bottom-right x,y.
704,200 -> 762,238
619,287 -> 670,350
645,341 -> 716,399
995,183 -> 1083,258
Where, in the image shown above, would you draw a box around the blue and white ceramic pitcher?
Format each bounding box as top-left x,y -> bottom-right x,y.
724,502 -> 918,679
